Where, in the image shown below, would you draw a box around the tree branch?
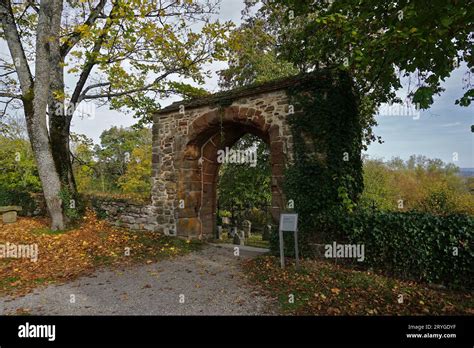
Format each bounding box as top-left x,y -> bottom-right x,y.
0,91 -> 22,98
79,70 -> 178,102
26,0 -> 39,13
79,82 -> 110,97
0,70 -> 16,77
68,2 -> 120,114
60,0 -> 108,57
0,96 -> 16,116
69,150 -> 100,175
0,0 -> 34,95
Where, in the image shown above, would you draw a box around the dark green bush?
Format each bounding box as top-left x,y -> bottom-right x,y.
59,188 -> 85,222
342,211 -> 473,289
271,209 -> 473,289
0,186 -> 37,216
289,210 -> 471,287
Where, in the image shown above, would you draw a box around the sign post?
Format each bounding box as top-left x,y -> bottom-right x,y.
278,213 -> 299,269
279,225 -> 285,269
294,225 -> 300,269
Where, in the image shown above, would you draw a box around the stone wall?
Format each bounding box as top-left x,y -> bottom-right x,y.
26,193 -> 177,234
30,194 -> 166,233
89,197 -> 161,232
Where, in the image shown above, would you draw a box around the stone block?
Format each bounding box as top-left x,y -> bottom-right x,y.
178,218 -> 201,237
144,224 -> 157,231
242,220 -> 252,238
233,231 -> 245,246
183,144 -> 200,160
2,211 -> 17,223
224,105 -> 240,122
268,124 -> 280,140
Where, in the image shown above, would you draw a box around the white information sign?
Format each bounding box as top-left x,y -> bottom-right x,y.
280,213 -> 298,232
278,213 -> 300,269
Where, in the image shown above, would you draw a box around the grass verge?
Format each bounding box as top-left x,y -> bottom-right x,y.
242,256 -> 473,315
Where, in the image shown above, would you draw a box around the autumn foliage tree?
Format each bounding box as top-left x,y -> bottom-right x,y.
0,0 -> 231,229
117,144 -> 152,194
218,17 -> 297,89
360,156 -> 474,215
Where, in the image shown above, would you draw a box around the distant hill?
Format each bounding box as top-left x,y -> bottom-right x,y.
459,168 -> 474,177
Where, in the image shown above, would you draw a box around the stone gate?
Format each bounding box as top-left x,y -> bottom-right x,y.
151,74 -> 318,239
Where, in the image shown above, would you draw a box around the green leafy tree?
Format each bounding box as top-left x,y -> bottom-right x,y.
0,115 -> 40,213
267,0 -> 473,106
217,133 -> 271,213
246,0 -> 473,146
360,158 -> 398,211
117,144 -> 152,195
0,135 -> 41,192
0,115 -> 41,192
361,156 -> 474,215
95,126 -> 152,188
218,18 -> 298,89
70,133 -> 96,192
70,127 -> 154,196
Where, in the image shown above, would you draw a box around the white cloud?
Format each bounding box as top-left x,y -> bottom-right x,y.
439,122 -> 461,127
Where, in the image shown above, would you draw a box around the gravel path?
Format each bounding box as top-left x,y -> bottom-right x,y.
0,244 -> 275,315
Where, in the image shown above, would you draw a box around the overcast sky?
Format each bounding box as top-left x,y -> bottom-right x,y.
3,0 -> 472,168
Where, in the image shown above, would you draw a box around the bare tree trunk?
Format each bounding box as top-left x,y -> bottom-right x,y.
29,0 -> 65,230
49,110 -> 77,193
1,0 -> 66,229
48,27 -> 77,196
48,95 -> 77,228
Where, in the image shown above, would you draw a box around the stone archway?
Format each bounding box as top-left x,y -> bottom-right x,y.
177,110 -> 285,238
151,75 -> 306,238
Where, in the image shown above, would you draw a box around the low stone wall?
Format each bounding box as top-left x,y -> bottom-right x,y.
88,195 -> 160,232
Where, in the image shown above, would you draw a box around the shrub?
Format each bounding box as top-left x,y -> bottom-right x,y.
0,137 -> 41,193
331,210 -> 473,289
243,207 -> 269,229
270,208 -> 473,289
59,188 -> 84,221
360,156 -> 474,215
88,196 -> 108,220
0,187 -> 37,216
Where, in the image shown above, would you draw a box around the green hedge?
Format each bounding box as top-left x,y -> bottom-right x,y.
341,211 -> 473,289
271,210 -> 473,289
272,210 -> 473,289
